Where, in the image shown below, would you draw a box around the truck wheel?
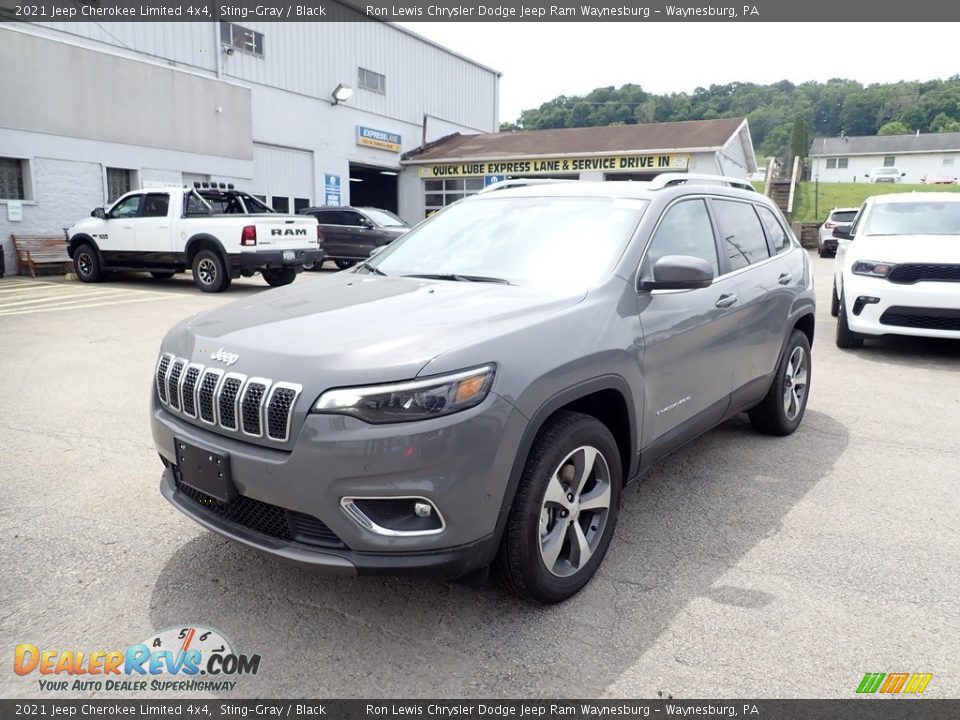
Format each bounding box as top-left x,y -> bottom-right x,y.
334,259 -> 356,270
192,249 -> 230,293
263,268 -> 297,287
494,410 -> 621,604
150,271 -> 175,280
748,329 -> 811,436
73,244 -> 103,283
835,293 -> 863,349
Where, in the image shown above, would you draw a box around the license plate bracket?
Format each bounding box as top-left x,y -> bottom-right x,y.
174,438 -> 236,503
282,250 -> 296,261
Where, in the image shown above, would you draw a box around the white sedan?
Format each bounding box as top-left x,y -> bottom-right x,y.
832,193 -> 960,348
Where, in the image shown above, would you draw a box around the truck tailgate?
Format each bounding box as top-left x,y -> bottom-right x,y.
252,215 -> 319,248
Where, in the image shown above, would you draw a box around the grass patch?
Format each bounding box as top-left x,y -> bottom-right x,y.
792,182 -> 960,223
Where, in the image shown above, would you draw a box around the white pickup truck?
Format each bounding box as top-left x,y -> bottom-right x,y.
66,186 -> 323,292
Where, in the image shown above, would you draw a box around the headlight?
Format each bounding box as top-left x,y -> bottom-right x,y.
313,365 -> 495,424
851,260 -> 897,278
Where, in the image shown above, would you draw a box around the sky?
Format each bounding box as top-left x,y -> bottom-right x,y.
398,23 -> 960,126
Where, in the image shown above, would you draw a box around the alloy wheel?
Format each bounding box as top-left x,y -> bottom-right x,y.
782,346 -> 808,421
197,258 -> 217,286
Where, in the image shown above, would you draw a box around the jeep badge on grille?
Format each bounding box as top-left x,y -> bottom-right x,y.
210,348 -> 239,366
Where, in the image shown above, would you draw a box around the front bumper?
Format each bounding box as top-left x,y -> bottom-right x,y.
152,393 -> 527,577
234,248 -> 324,271
843,274 -> 960,339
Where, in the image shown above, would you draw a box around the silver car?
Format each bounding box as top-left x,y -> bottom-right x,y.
152,175 -> 816,603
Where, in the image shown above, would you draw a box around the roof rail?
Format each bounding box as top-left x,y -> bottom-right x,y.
648,173 -> 757,192
477,178 -> 579,194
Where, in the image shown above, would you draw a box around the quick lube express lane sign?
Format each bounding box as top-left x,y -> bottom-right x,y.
417,153 -> 690,178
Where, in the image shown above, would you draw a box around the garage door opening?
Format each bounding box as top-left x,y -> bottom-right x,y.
348,164 -> 398,213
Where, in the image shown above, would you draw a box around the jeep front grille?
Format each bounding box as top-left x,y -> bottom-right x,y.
156,353 -> 301,443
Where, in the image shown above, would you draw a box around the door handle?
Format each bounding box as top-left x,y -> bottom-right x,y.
778,273 -> 793,285
715,294 -> 738,308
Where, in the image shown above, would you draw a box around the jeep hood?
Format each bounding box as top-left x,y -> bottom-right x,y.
164,274 -> 586,386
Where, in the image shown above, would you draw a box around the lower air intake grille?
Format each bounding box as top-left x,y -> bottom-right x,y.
880,306 -> 960,331
174,478 -> 345,549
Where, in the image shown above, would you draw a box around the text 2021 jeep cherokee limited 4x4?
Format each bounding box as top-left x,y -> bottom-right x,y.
151,174 -> 815,603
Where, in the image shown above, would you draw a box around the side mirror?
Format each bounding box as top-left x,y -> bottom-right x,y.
901,172 -> 907,177
359,218 -> 374,229
833,223 -> 854,240
639,255 -> 714,291
368,245 -> 387,258
91,207 -> 106,219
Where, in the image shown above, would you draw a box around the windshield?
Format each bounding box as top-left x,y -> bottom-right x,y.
831,211 -> 857,223
864,201 -> 960,235
873,168 -> 898,175
368,196 -> 647,288
361,208 -> 407,227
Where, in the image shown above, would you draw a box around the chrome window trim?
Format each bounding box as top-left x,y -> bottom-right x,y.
340,496 -> 446,537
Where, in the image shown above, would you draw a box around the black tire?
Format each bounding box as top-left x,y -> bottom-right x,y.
748,329 -> 811,436
150,271 -> 175,280
830,280 -> 840,317
817,244 -> 826,258
835,293 -> 863,349
263,268 -> 297,287
334,259 -> 356,270
73,243 -> 103,283
494,410 -> 622,604
191,249 -> 230,293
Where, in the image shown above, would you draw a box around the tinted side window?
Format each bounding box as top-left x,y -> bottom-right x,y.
340,210 -> 366,227
646,199 -> 719,278
140,193 -> 169,218
755,205 -> 791,254
712,199 -> 771,271
310,211 -> 334,224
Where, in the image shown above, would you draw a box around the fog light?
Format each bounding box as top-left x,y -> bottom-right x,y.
414,502 -> 432,518
853,296 -> 881,316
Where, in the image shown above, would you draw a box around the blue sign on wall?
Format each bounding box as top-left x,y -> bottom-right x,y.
484,175 -> 506,187
357,126 -> 402,153
324,173 -> 341,206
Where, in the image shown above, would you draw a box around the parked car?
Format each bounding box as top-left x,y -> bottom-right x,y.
832,192 -> 960,348
152,174 -> 815,603
300,206 -> 409,269
921,172 -> 958,185
66,186 -> 322,292
865,167 -> 906,183
817,207 -> 859,257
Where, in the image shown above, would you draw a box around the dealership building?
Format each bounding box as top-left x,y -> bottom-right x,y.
0,17 -> 500,271
0,17 -> 758,274
403,117 -> 757,215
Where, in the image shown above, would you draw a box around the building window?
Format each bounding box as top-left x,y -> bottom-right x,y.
220,22 -> 264,57
826,159 -> 837,169
294,198 -> 310,214
0,157 -> 27,200
837,157 -> 849,169
358,67 -> 386,94
106,167 -> 134,203
271,196 -> 289,213
883,156 -> 896,167
423,178 -> 484,216
944,156 -> 955,167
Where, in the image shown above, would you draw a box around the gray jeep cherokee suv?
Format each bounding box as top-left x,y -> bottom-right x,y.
152,175 -> 815,603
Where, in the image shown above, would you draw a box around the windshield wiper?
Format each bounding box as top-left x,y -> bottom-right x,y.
403,273 -> 512,285
356,261 -> 386,276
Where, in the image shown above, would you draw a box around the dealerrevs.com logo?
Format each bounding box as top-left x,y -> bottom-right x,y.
13,625 -> 261,693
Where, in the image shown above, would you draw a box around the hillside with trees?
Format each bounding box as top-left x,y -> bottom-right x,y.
502,78 -> 960,158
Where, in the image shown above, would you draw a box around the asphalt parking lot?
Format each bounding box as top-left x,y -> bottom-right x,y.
1,254 -> 958,700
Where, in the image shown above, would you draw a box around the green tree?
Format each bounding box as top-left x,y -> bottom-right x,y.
789,117 -> 809,164
878,121 -> 910,135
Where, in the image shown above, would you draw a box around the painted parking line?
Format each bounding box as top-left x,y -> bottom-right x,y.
0,288 -> 133,309
0,293 -> 178,317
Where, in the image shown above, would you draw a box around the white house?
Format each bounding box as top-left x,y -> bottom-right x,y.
809,132 -> 960,184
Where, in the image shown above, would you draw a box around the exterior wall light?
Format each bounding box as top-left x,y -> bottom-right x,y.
332,84 -> 354,105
